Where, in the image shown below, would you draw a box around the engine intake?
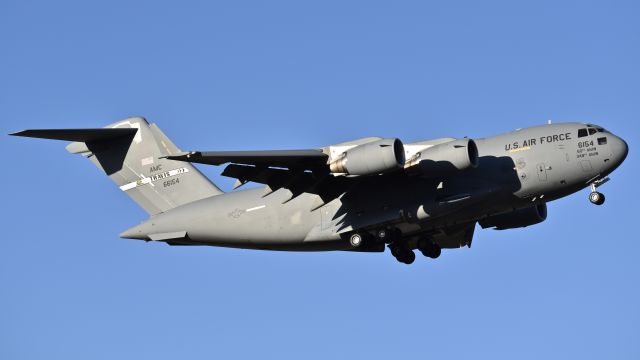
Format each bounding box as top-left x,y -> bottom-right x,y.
479,203 -> 548,230
407,138 -> 479,177
330,138 -> 405,176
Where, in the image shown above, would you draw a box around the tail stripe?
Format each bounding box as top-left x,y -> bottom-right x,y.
120,167 -> 190,191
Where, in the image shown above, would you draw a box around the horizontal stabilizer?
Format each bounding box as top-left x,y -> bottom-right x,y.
9,128 -> 137,142
120,222 -> 188,241
11,117 -> 223,215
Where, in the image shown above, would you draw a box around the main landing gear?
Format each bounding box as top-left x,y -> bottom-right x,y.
376,228 -> 414,265
349,228 -> 443,265
389,242 -> 416,265
417,238 -> 441,259
589,178 -> 609,206
388,231 -> 442,265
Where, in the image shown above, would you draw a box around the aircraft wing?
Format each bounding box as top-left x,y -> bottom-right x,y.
162,136 -> 475,206
163,150 -> 329,169
165,150 -> 345,206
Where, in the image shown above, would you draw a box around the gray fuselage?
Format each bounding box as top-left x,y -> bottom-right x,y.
121,122 -> 628,252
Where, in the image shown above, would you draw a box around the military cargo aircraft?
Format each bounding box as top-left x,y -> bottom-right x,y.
10,117 -> 628,264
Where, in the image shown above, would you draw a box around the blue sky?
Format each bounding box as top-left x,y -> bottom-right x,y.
1,1 -> 638,358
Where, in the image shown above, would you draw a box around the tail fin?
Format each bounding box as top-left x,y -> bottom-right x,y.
11,117 -> 223,215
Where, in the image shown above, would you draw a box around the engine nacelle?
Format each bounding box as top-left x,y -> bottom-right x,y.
406,138 -> 479,177
479,203 -> 548,230
329,138 -> 405,176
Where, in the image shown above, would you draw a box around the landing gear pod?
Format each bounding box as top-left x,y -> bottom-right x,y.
479,203 -> 548,230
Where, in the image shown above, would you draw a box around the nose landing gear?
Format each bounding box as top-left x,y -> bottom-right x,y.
588,178 -> 609,206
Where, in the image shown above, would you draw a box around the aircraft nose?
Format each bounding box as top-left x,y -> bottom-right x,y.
610,135 -> 629,167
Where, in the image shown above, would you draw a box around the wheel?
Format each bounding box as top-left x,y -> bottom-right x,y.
389,243 -> 401,258
420,247 -> 441,259
349,233 -> 363,247
589,191 -> 605,205
426,245 -> 441,259
388,243 -> 415,264
399,250 -> 416,265
418,238 -> 441,259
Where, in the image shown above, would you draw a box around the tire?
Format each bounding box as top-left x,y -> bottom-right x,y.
429,245 -> 441,259
418,239 -> 441,259
589,191 -> 605,205
389,244 -> 414,264
401,250 -> 416,265
389,245 -> 399,258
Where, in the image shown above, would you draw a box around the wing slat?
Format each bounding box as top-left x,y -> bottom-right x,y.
164,149 -> 328,168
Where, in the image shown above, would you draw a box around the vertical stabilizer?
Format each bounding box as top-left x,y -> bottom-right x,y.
13,117 -> 223,215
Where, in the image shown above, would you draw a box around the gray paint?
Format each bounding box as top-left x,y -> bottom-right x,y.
10,118 -> 629,262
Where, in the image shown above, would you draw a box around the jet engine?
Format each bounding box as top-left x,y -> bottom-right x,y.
479,203 -> 548,230
329,138 -> 405,176
406,138 -> 479,177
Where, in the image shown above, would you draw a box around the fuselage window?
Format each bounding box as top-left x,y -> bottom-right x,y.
578,128 -> 588,138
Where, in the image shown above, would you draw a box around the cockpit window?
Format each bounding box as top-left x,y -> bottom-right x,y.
596,127 -> 605,132
578,128 -> 588,138
588,128 -> 597,135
